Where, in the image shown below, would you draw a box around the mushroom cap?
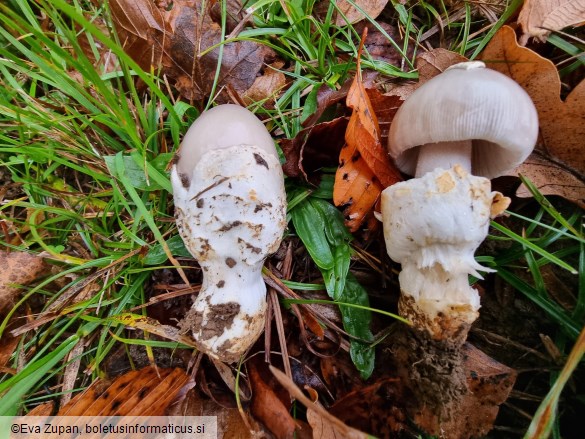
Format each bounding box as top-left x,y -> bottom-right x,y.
388,61 -> 539,179
175,104 -> 276,179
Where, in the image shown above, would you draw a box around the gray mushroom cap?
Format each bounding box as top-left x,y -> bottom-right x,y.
175,104 -> 276,184
388,61 -> 539,179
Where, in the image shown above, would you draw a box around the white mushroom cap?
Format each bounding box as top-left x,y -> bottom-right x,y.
388,61 -> 539,179
175,104 -> 276,185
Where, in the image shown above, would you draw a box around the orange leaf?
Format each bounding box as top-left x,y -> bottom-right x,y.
333,29 -> 401,231
56,366 -> 190,416
334,143 -> 384,232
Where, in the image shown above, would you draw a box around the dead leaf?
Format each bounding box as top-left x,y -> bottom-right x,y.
109,0 -> 166,70
414,343 -> 517,439
281,117 -> 348,181
57,366 -> 191,416
60,340 -> 85,407
111,0 -> 280,103
209,0 -> 246,33
333,30 -> 402,232
0,251 -> 48,317
0,334 -> 20,372
301,70 -> 380,130
328,378 -> 407,436
242,62 -> 287,106
270,365 -> 370,439
385,48 -> 467,100
250,362 -> 297,439
168,387 -> 260,438
112,313 -> 199,348
333,0 -> 388,25
480,25 -> 585,208
518,0 -> 585,44
354,21 -> 413,67
164,0 -> 278,102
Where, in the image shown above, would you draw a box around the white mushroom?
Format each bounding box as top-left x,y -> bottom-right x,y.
171,104 -> 287,362
381,61 -> 538,342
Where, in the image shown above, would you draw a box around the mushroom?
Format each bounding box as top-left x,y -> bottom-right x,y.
171,104 -> 287,362
381,61 -> 538,343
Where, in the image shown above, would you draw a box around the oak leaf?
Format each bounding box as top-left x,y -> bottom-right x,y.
480,26 -> 585,208
333,31 -> 402,232
518,0 -> 585,44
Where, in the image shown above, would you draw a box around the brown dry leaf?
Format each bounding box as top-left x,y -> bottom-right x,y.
480,25 -> 585,208
281,117 -> 349,180
414,343 -> 517,438
242,62 -> 287,106
518,0 -> 585,44
164,0 -> 278,102
270,365 -> 369,439
328,378 -> 407,436
111,0 -> 280,102
250,362 -> 297,439
385,48 -> 467,100
333,0 -> 388,25
0,333 -> 20,375
168,387 -> 261,438
0,250 -> 48,317
109,0 -> 166,70
333,31 -> 402,232
57,366 -> 190,416
27,402 -> 55,416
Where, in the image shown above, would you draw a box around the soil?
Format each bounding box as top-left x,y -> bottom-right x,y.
391,326 -> 468,417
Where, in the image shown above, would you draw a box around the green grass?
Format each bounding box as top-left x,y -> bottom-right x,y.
0,0 -> 583,436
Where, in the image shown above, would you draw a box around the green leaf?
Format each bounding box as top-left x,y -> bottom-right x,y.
143,234 -> 192,265
291,199 -> 334,269
104,153 -> 172,191
0,336 -> 79,415
323,245 -> 351,300
300,83 -> 319,124
310,198 -> 352,247
342,274 -> 375,379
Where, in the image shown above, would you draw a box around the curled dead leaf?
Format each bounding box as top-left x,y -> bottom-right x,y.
333,31 -> 402,232
518,0 -> 585,44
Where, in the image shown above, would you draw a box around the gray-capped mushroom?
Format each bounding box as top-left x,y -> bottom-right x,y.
381,61 -> 538,342
171,104 -> 287,362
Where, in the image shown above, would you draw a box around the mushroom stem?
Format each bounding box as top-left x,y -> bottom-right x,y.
185,261 -> 267,363
415,140 -> 472,177
381,165 -> 499,342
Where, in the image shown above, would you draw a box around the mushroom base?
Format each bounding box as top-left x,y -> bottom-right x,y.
398,294 -> 478,345
392,324 -> 467,418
